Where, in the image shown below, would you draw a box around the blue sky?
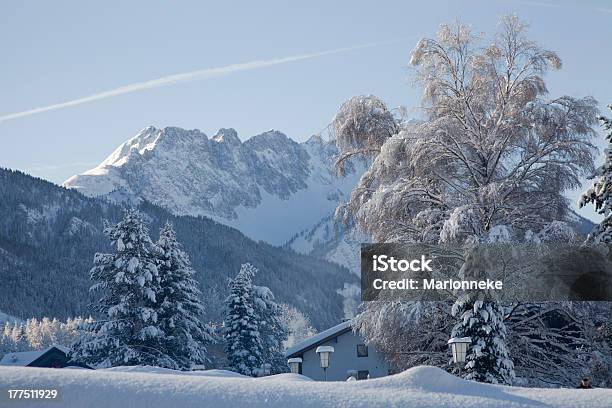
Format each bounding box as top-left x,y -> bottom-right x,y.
1,0 -> 610,220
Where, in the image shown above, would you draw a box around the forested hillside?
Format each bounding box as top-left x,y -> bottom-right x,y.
0,168 -> 355,328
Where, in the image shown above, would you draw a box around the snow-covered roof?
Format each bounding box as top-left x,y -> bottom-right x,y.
285,320 -> 352,358
0,345 -> 70,367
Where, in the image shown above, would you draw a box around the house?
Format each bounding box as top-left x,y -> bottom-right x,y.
0,345 -> 89,369
285,320 -> 389,381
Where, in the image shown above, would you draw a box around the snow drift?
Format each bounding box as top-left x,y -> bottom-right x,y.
1,365 -> 609,408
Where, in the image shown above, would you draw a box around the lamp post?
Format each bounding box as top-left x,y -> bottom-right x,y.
316,346 -> 334,381
447,337 -> 471,376
287,357 -> 302,374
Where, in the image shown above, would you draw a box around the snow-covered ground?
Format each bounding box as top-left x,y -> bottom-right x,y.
1,365 -> 609,408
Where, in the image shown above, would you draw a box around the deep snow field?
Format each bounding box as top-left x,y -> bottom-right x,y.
0,365 -> 610,408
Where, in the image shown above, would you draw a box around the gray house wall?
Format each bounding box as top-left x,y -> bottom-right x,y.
298,330 -> 388,381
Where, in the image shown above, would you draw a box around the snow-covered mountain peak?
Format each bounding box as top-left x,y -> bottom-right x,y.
63,125 -> 366,244
212,128 -> 240,145
91,126 -> 212,171
304,134 -> 324,145
245,129 -> 296,150
97,125 -> 162,169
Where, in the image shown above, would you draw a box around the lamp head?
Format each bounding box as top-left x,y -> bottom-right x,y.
447,337 -> 471,364
315,346 -> 335,369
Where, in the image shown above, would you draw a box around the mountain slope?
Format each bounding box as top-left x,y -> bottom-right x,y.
63,127 -> 363,245
286,214 -> 367,276
0,168 -> 356,329
0,311 -> 21,325
286,210 -> 595,278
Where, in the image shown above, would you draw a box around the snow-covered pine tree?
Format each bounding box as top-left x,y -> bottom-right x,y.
0,323 -> 15,356
70,209 -> 175,368
25,318 -> 43,350
224,263 -> 263,376
10,323 -> 27,352
0,317 -> 90,360
156,222 -> 214,370
576,107 -> 612,385
252,283 -> 289,374
450,247 -> 515,384
580,105 -> 612,243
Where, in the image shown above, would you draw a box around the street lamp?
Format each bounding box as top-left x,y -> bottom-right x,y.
447,337 -> 471,375
287,357 -> 302,374
316,345 -> 334,381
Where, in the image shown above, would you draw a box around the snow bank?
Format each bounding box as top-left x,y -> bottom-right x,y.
0,365 -> 610,408
101,366 -> 247,378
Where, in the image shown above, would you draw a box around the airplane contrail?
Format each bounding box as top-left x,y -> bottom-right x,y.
0,41 -> 396,123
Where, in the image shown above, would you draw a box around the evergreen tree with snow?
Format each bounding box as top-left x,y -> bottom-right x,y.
70,209 -> 175,368
156,222 -> 214,370
224,263 -> 263,376
0,317 -> 91,359
580,105 -> 612,243
25,318 -> 43,350
252,283 -> 289,374
10,323 -> 27,352
450,246 -> 515,384
0,323 -> 20,356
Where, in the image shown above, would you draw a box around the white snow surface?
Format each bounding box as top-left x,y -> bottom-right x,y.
102,366 -> 248,378
1,365 -> 609,407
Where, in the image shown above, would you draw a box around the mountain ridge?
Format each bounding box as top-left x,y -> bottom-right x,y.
63,126 -> 364,245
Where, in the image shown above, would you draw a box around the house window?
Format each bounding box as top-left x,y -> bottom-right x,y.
357,370 -> 369,380
288,359 -> 302,374
356,344 -> 368,357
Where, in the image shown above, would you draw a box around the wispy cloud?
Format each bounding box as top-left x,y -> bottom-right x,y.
0,41 -> 396,123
